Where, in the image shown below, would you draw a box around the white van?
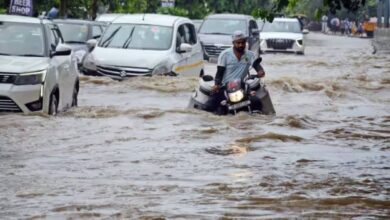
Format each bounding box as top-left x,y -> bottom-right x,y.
83,14 -> 204,79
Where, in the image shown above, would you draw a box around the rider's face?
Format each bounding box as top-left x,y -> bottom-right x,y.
233,39 -> 246,53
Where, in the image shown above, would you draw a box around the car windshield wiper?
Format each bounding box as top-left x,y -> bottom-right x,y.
18,54 -> 44,57
101,26 -> 122,48
123,26 -> 135,49
65,40 -> 86,44
203,32 -> 229,35
0,53 -> 13,56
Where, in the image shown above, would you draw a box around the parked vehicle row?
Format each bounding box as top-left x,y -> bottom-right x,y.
0,13 -> 308,115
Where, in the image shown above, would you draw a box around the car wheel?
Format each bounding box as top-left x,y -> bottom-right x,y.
71,85 -> 78,107
49,92 -> 58,116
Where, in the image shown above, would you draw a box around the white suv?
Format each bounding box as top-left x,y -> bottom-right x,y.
0,15 -> 79,115
83,14 -> 204,78
258,18 -> 307,55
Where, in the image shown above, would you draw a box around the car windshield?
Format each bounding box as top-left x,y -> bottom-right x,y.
262,21 -> 301,33
199,19 -> 246,35
99,24 -> 173,50
0,22 -> 44,57
57,23 -> 89,43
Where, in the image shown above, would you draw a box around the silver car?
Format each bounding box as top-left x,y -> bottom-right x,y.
0,15 -> 79,115
198,14 -> 261,62
259,18 -> 307,55
83,14 -> 204,79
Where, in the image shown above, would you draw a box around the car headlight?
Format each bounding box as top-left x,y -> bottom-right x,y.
14,70 -> 46,85
228,90 -> 244,103
297,39 -> 303,46
152,65 -> 170,75
75,50 -> 86,64
83,53 -> 97,70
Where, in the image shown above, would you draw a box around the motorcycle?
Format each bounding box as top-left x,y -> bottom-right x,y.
189,71 -> 276,115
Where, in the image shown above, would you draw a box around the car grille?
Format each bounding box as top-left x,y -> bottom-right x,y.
266,39 -> 295,50
97,65 -> 152,78
0,73 -> 17,84
0,96 -> 22,112
203,44 -> 231,57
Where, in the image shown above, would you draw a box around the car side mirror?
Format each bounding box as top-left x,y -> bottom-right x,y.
252,57 -> 262,68
177,43 -> 192,53
86,39 -> 98,52
302,29 -> 309,34
52,44 -> 72,56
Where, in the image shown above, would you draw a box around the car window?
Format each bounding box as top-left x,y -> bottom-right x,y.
177,23 -> 197,47
99,24 -> 173,50
0,22 -> 44,57
47,24 -> 61,51
186,23 -> 197,45
57,23 -> 89,43
92,25 -> 102,39
249,20 -> 258,32
199,19 -> 247,35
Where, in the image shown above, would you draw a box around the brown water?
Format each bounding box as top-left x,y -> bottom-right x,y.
1,33 -> 389,219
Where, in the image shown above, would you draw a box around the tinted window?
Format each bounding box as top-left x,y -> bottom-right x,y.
249,20 -> 258,32
0,22 -> 44,56
99,24 -> 173,50
199,19 -> 247,35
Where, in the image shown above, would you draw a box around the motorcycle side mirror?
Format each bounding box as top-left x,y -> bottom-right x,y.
252,57 -> 262,68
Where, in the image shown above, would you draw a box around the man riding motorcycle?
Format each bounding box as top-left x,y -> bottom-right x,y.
205,30 -> 265,114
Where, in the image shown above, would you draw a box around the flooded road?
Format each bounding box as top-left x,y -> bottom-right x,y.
1,33 -> 389,219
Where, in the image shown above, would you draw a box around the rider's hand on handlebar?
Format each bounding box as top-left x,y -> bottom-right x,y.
212,85 -> 220,93
257,70 -> 265,78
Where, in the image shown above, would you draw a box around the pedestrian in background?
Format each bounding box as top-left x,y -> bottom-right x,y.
321,14 -> 328,33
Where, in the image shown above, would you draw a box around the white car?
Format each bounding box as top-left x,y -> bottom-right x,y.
258,18 -> 307,54
0,15 -> 79,115
83,14 -> 204,79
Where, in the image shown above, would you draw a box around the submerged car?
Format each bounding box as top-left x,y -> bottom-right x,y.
0,15 -> 79,114
83,14 -> 204,79
54,19 -> 106,67
198,14 -> 261,61
258,17 -> 307,54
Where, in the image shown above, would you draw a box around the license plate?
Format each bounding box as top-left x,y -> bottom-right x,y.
228,100 -> 251,111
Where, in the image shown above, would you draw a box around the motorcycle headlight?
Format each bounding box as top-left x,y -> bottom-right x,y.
75,50 -> 86,64
152,65 -> 170,75
228,90 -> 244,103
14,70 -> 46,85
83,53 -> 97,70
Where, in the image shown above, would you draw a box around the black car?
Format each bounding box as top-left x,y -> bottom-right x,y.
54,19 -> 106,67
198,14 -> 261,62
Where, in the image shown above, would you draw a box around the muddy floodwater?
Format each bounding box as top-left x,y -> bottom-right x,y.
1,33 -> 389,219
